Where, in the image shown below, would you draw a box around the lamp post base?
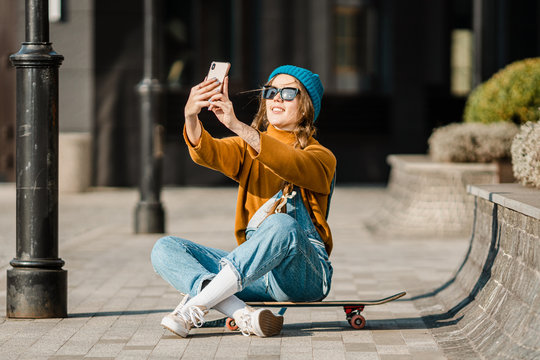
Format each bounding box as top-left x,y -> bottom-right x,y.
6,268 -> 67,318
135,201 -> 165,234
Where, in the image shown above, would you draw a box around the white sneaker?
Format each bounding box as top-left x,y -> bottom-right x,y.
161,295 -> 208,338
233,306 -> 283,337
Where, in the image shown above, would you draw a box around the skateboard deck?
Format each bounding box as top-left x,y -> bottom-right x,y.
226,291 -> 406,330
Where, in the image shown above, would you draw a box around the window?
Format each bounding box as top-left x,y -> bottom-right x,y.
450,29 -> 473,96
335,6 -> 360,91
334,3 -> 378,92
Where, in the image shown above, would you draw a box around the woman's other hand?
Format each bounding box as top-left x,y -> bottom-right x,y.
184,78 -> 221,120
184,78 -> 221,146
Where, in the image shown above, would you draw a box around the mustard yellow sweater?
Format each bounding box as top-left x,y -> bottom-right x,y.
184,123 -> 337,255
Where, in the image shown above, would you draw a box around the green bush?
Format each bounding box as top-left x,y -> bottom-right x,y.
511,121 -> 540,188
464,57 -> 540,124
428,122 -> 519,163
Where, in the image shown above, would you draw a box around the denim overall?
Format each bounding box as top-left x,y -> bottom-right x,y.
151,186 -> 334,302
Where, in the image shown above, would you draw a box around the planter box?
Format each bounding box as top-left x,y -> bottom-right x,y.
365,154 -> 513,237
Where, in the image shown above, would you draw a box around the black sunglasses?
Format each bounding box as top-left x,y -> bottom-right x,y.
262,86 -> 300,101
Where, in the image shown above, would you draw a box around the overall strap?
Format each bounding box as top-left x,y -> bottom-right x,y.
325,172 -> 336,220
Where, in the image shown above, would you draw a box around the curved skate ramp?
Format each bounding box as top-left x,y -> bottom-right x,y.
414,184 -> 540,360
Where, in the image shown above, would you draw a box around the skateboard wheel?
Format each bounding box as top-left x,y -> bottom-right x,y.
349,314 -> 366,329
226,317 -> 239,331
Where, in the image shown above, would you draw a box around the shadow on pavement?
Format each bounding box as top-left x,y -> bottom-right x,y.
69,309 -> 171,318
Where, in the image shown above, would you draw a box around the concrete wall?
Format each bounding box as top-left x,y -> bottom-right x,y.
416,184 -> 540,359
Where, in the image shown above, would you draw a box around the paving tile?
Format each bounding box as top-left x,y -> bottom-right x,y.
85,342 -> 125,358
311,336 -> 341,342
379,355 -> 413,360
280,354 -> 313,360
248,345 -> 281,356
245,355 -> 280,360
372,331 -> 406,345
344,343 -> 377,352
408,351 -> 448,360
375,345 -> 410,355
125,327 -> 163,347
0,352 -> 30,360
115,349 -> 153,359
312,340 -> 344,350
313,349 -> 346,360
148,338 -> 187,359
345,353 -> 380,360
16,355 -> 51,360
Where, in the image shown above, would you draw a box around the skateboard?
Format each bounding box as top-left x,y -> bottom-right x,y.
225,291 -> 406,331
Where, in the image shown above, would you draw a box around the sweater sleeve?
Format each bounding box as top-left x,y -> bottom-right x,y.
183,123 -> 246,181
247,132 -> 336,194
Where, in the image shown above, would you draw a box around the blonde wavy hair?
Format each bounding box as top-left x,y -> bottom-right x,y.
251,76 -> 317,150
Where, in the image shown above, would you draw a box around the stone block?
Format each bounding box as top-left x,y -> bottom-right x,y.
527,311 -> 540,333
478,329 -> 507,359
520,326 -> 540,350
514,267 -> 539,305
530,217 -> 540,237
529,236 -> 540,270
480,282 -> 504,317
59,132 -> 92,193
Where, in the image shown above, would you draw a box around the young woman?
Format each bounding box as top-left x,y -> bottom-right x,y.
151,65 -> 336,338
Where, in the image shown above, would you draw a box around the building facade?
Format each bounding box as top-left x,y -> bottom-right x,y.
1,0 -> 538,185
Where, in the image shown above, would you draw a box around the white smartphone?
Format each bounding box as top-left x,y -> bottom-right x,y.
206,61 -> 231,93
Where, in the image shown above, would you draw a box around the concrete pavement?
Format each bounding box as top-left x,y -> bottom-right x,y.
0,184 -> 470,359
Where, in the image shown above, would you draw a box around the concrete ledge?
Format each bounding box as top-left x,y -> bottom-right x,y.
387,154 -> 501,172
366,154 -> 511,237
467,184 -> 540,220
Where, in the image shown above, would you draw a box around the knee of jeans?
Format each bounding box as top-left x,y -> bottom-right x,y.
260,213 -> 300,247
150,236 -> 182,272
262,213 -> 295,229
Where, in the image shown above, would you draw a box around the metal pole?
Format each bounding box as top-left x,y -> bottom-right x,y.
473,0 -> 498,87
472,0 -> 483,88
7,0 -> 67,318
134,0 -> 165,233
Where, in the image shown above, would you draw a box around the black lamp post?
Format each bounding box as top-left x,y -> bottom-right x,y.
7,0 -> 67,318
134,0 -> 166,234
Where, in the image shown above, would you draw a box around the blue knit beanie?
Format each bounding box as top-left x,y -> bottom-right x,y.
268,65 -> 324,121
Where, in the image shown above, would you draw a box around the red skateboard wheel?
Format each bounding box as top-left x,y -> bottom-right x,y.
226,317 -> 239,331
349,314 -> 366,329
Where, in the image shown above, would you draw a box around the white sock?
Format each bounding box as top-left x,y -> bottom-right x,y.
185,264 -> 240,310
212,295 -> 247,317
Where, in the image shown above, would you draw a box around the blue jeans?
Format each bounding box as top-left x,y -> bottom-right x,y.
151,190 -> 333,302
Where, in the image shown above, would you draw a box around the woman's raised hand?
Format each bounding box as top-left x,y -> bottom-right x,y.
207,77 -> 239,129
184,78 -> 222,120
